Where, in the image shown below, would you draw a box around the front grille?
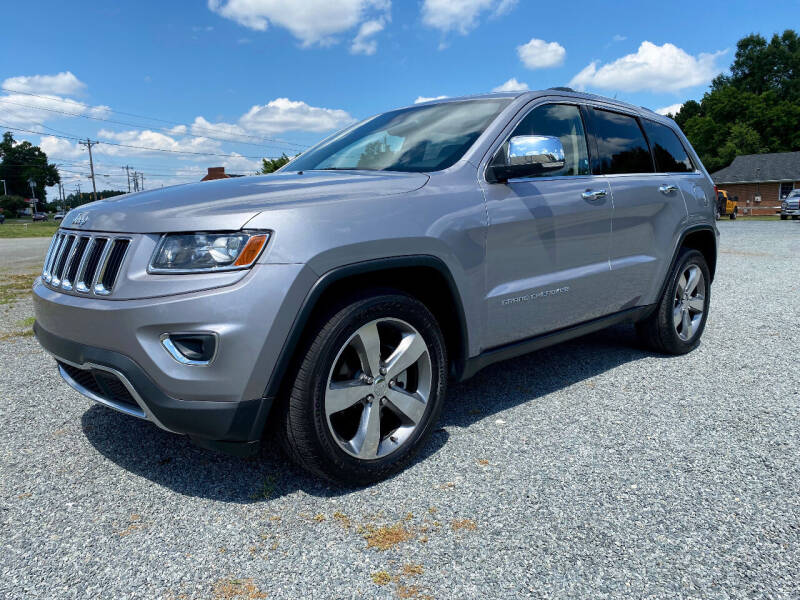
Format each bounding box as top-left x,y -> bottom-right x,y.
59,362 -> 139,409
42,232 -> 131,296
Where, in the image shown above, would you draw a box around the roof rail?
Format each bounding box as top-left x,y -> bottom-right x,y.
548,86 -> 575,92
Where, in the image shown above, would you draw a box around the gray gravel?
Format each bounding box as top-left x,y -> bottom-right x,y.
1,221 -> 799,599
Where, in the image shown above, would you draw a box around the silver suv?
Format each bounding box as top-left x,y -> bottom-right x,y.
33,90 -> 718,483
781,189 -> 800,219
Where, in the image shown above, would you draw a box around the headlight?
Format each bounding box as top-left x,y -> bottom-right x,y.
149,231 -> 269,273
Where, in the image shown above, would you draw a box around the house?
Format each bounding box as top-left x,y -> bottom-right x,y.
201,167 -> 231,181
711,151 -> 800,215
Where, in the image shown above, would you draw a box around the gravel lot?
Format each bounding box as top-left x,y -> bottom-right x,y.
1,221 -> 798,599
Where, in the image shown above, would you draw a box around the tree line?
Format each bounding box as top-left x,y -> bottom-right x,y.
670,29 -> 800,172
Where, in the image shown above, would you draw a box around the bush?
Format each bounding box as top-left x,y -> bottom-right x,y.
0,195 -> 27,216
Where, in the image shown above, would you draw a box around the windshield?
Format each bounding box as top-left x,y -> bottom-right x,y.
286,99 -> 511,173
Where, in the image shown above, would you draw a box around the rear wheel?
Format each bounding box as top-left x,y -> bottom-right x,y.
277,292 -> 447,484
636,248 -> 710,354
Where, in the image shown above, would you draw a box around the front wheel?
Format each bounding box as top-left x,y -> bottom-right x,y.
276,292 -> 447,484
636,248 -> 711,354
781,215 -> 788,220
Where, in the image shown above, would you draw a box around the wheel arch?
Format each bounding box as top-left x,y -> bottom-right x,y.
654,224 -> 717,307
262,255 -> 470,401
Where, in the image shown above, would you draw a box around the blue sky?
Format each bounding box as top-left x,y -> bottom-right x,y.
2,0 -> 797,198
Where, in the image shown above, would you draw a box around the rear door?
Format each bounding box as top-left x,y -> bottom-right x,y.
640,117 -> 713,227
585,106 -> 688,310
479,101 -> 615,349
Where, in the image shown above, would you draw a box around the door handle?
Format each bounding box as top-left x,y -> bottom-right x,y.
582,189 -> 607,201
659,184 -> 678,194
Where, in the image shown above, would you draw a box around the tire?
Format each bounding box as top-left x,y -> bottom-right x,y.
781,215 -> 788,220
793,216 -> 799,220
276,291 -> 447,485
729,211 -> 736,220
636,248 -> 711,355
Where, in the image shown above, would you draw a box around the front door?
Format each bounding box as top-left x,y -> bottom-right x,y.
479,102 -> 615,349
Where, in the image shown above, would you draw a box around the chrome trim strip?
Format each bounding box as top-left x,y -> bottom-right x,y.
51,354 -> 174,432
58,363 -> 146,420
94,238 -> 131,295
159,332 -> 219,366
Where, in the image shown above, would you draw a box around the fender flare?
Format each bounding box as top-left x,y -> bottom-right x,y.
263,254 -> 470,398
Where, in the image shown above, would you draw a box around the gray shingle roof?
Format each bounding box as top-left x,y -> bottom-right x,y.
711,151 -> 800,183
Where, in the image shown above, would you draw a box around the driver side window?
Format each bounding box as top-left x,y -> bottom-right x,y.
493,104 -> 590,177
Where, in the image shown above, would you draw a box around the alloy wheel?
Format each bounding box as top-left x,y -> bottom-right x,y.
324,318 -> 432,460
673,265 -> 706,341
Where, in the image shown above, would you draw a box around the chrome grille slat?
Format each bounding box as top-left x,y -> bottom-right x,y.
43,233 -> 65,283
51,235 -> 75,287
42,232 -> 131,297
91,239 -> 115,294
73,238 -> 96,293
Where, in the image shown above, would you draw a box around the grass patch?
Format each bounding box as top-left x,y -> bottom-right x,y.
451,518 -> 477,531
0,272 -> 38,305
250,475 -> 276,500
15,316 -> 35,328
0,219 -> 59,238
363,523 -> 413,551
371,571 -> 392,586
211,578 -> 267,600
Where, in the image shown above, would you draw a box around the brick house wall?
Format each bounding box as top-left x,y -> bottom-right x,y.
717,181 -> 800,215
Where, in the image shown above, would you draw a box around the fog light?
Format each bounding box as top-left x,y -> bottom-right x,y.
160,333 -> 217,366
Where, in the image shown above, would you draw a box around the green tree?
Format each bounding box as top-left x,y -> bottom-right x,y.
0,132 -> 60,207
673,29 -> 800,171
260,153 -> 291,174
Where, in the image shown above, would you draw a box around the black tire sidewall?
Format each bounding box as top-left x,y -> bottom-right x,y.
657,249 -> 711,353
293,293 -> 447,483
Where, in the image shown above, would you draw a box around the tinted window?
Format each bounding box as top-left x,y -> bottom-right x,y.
590,108 -> 654,174
493,104 -> 590,177
642,120 -> 693,172
287,99 -> 510,173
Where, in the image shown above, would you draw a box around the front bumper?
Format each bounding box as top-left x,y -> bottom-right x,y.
781,208 -> 800,216
35,323 -> 270,453
32,261 -> 316,450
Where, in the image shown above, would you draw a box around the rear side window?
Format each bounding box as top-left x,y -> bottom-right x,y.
642,120 -> 694,172
589,108 -> 654,175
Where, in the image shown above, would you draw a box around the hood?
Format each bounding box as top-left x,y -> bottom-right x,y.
60,170 -> 429,234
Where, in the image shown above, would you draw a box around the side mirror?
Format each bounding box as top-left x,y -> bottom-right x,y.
487,135 -> 566,183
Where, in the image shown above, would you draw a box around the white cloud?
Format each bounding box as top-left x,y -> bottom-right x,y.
0,92 -> 110,128
655,103 -> 684,116
2,71 -> 87,96
569,41 -> 726,93
612,34 -> 626,42
492,77 -> 528,92
239,98 -> 353,134
421,0 -> 516,35
39,136 -> 85,160
350,19 -> 385,55
517,38 -> 566,69
208,0 -> 390,47
94,128 -> 223,157
414,95 -> 448,104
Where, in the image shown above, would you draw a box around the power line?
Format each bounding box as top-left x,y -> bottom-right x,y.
0,86 -> 309,150
0,122 -> 267,159
0,96 -> 306,152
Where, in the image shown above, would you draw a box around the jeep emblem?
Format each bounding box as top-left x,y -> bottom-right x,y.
71,212 -> 89,226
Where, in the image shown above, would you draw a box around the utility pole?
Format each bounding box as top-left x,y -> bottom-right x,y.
123,165 -> 132,193
139,172 -> 145,191
79,139 -> 99,202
